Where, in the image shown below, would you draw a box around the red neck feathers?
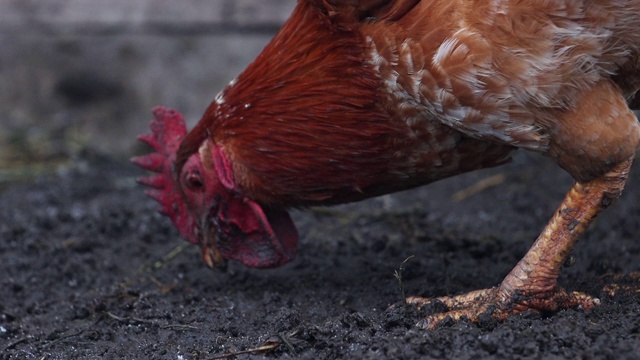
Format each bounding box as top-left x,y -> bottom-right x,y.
178,0 -> 409,206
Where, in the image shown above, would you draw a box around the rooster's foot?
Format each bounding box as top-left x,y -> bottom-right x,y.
406,287 -> 599,329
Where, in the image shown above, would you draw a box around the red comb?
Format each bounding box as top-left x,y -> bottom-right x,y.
131,107 -> 197,243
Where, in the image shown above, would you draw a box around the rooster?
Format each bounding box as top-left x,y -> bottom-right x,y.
133,0 -> 640,327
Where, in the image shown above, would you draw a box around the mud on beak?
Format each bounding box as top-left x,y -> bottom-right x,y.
200,220 -> 228,272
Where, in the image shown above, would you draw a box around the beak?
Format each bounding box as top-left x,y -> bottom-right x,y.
200,220 -> 228,272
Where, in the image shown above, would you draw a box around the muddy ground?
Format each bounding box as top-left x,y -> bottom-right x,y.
1,149 -> 640,359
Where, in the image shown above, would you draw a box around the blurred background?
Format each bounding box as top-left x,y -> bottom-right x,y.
0,0 -> 297,186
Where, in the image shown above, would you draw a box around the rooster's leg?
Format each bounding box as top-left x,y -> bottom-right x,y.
408,156 -> 633,329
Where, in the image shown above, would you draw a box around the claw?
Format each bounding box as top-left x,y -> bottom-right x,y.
406,287 -> 599,329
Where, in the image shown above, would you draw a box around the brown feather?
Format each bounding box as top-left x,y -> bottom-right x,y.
181,0 -> 640,206
187,0 -> 514,206
359,0 -> 640,179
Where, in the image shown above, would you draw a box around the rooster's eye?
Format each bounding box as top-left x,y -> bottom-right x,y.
185,172 -> 204,191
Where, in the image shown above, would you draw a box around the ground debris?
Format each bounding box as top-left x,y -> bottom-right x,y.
451,173 -> 506,202
209,335 -> 284,359
2,155 -> 640,359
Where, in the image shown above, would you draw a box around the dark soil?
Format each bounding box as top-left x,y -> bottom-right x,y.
2,151 -> 640,359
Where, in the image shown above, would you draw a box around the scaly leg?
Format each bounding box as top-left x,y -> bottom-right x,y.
408,156 -> 633,329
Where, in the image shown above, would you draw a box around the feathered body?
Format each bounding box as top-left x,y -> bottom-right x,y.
135,0 -> 640,325
179,0 -> 640,208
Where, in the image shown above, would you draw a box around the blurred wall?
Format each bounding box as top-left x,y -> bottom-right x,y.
0,0 -> 297,165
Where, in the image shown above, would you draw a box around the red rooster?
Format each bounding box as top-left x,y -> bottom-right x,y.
133,0 -> 640,327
